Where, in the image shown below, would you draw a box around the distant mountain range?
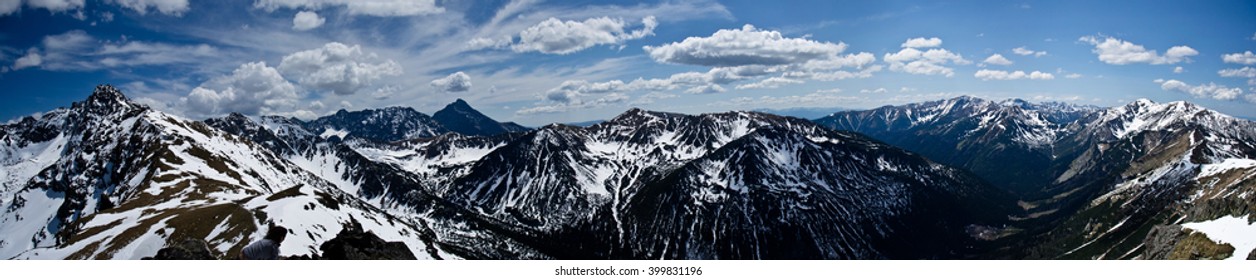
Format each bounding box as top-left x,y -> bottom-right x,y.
818,96 -> 1256,259
2,85 -> 1253,260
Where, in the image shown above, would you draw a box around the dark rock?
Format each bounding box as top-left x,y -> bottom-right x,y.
144,239 -> 217,260
1142,225 -> 1187,259
1248,248 -> 1256,260
319,219 -> 417,260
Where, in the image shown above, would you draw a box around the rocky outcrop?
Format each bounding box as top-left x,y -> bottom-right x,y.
318,219 -> 417,260
142,239 -> 217,260
1142,225 -> 1187,259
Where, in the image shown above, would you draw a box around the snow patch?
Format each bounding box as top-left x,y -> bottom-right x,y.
320,127 -> 349,139
1181,215 -> 1256,260
1196,158 -> 1256,179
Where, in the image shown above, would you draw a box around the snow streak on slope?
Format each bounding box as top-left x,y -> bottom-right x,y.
1,86 -> 448,260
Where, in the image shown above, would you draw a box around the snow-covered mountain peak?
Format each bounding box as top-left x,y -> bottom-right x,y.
71,84 -> 145,116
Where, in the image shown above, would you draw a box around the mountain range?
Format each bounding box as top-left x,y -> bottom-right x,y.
2,85 -> 1253,260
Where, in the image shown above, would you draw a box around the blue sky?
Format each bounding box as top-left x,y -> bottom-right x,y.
1,0 -> 1254,125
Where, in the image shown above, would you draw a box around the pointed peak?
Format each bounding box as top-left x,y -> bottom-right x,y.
225,112 -> 251,121
88,84 -> 130,104
75,84 -> 142,113
438,98 -> 476,113
1123,98 -> 1157,110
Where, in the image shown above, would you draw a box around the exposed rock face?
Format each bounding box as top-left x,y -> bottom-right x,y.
143,239 -> 216,260
319,219 -> 418,260
1142,225 -> 1187,260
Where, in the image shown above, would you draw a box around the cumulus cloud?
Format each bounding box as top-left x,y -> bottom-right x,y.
1078,36 -> 1198,65
1222,51 -> 1256,65
491,16 -> 658,55
1154,79 -> 1243,100
645,24 -> 847,67
430,71 -> 472,92
883,38 -> 970,77
982,54 -> 1013,66
12,48 -> 41,70
184,61 -> 299,117
1174,66 -> 1185,74
1011,46 -> 1046,57
901,37 -> 942,48
734,76 -> 802,90
277,42 -> 402,95
522,24 -> 879,114
1065,73 -> 1082,79
253,0 -> 444,17
1218,67 -> 1256,85
109,0 -> 189,16
973,69 -> 1054,81
292,10 -> 325,31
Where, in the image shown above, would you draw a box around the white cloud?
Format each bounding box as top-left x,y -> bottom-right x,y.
277,42 -> 402,95
1219,66 -> 1256,85
973,69 -> 1055,81
883,39 -> 970,77
1154,79 -> 1243,100
430,71 -> 472,92
109,0 -> 189,16
21,0 -> 84,13
292,10 -> 325,31
0,0 -> 19,16
1222,51 -> 1256,65
41,29 -> 93,52
496,16 -> 657,54
734,76 -> 802,90
644,24 -> 847,67
465,36 -> 511,50
901,37 -> 942,48
253,0 -> 444,17
12,48 -> 41,70
14,30 -> 219,71
815,88 -> 842,94
1011,46 -> 1046,57
1065,73 -> 1082,79
719,93 -> 860,108
629,91 -> 678,105
684,84 -> 725,94
860,88 -> 888,94
982,54 -> 1013,66
95,41 -> 219,67
899,87 -> 916,92
184,61 -> 299,117
798,65 -> 883,81
1174,66 -> 1184,74
517,91 -> 628,115
1078,36 -> 1198,65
